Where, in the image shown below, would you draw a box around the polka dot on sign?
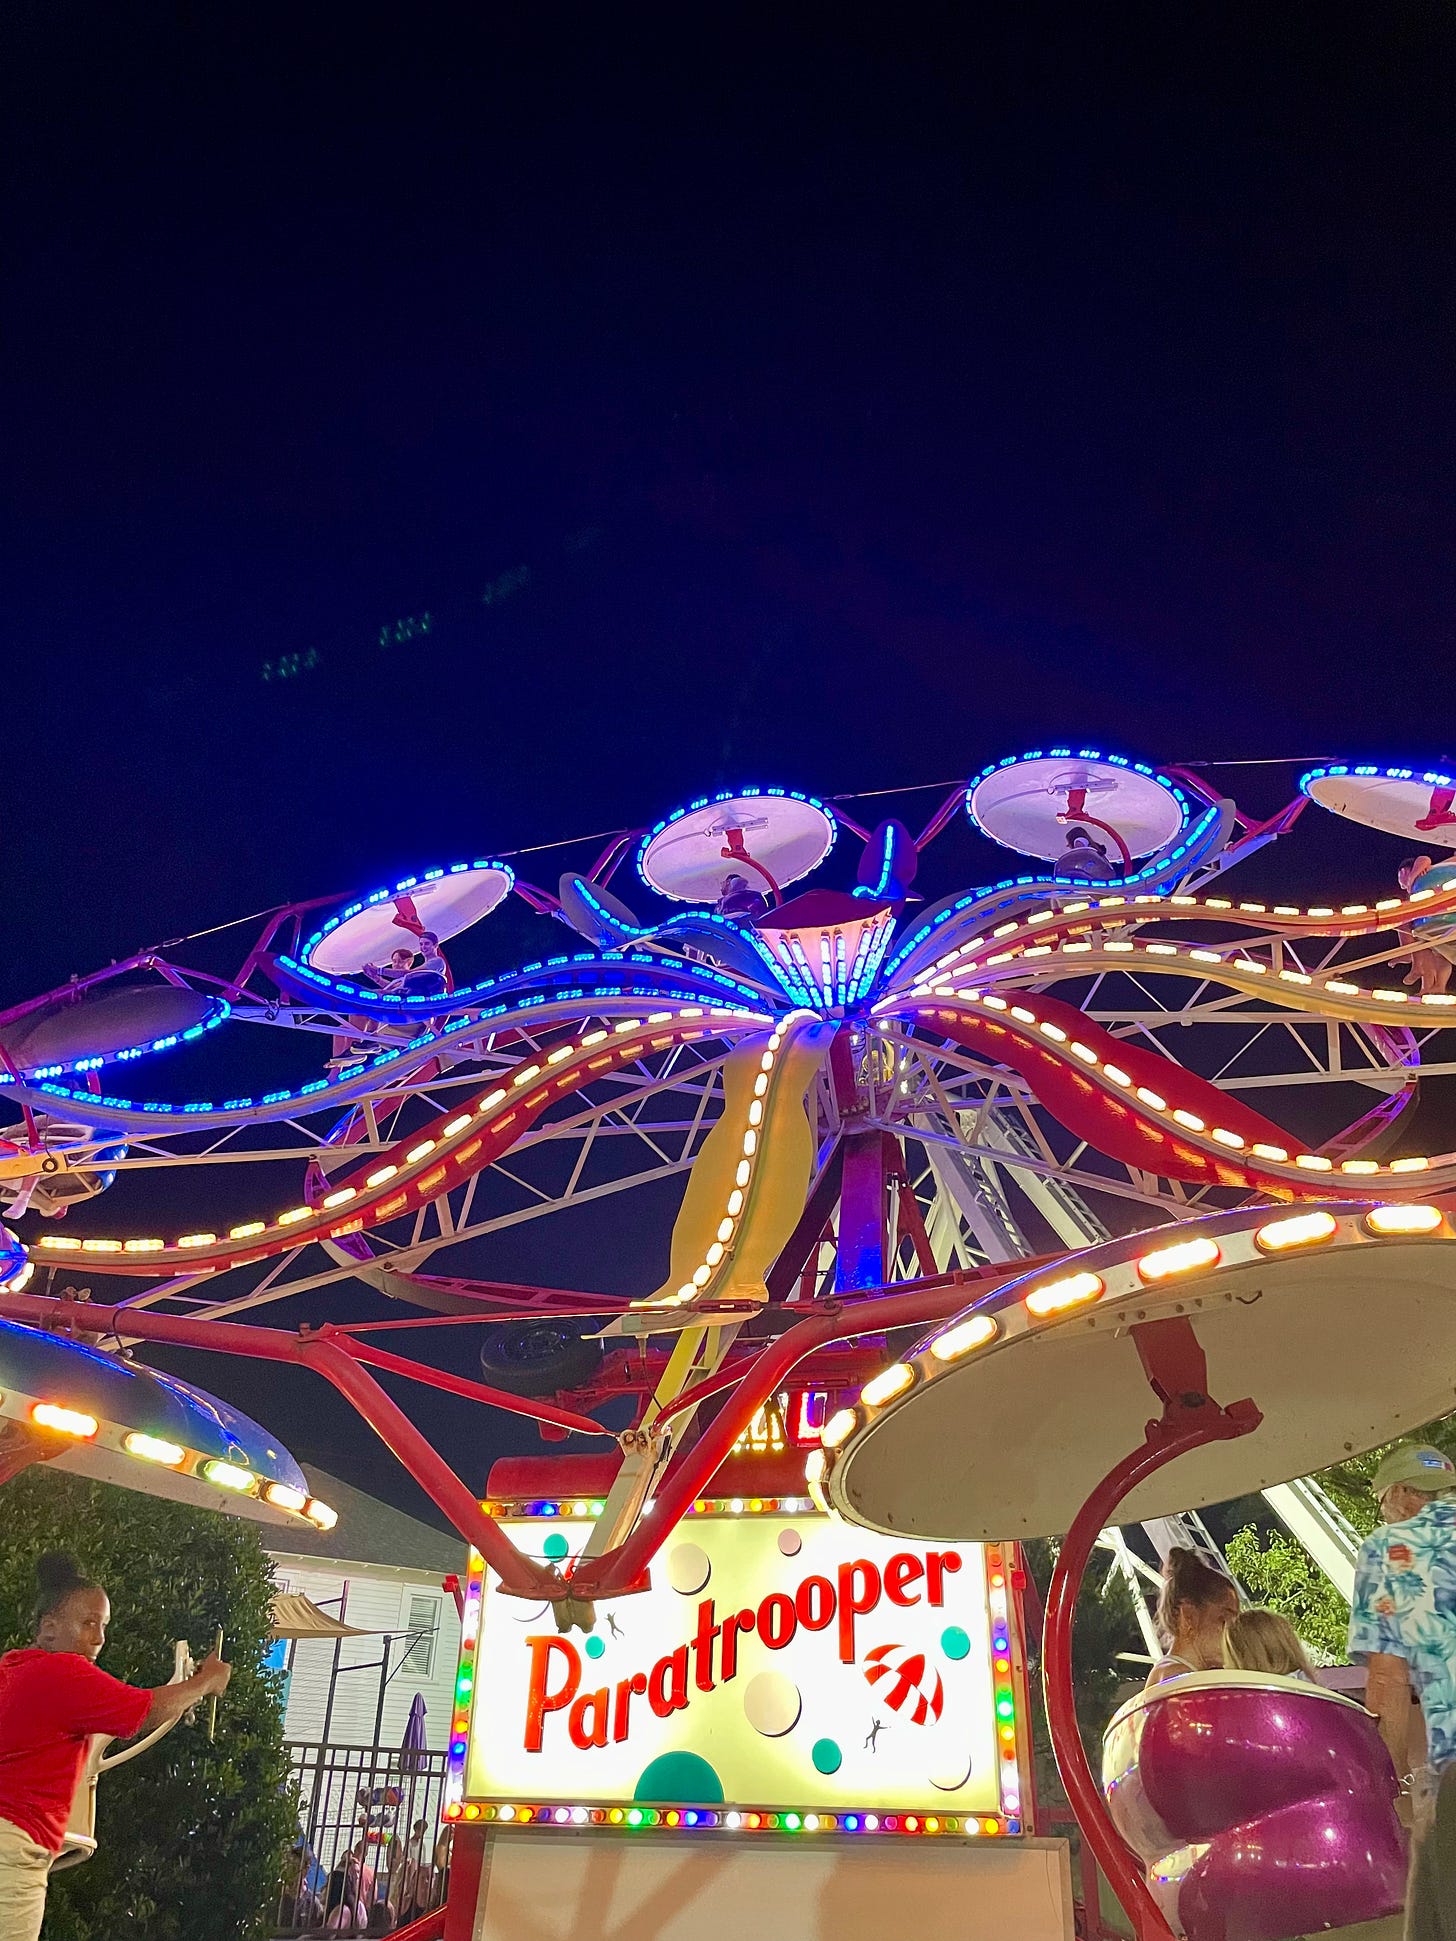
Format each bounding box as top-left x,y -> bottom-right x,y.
743,1671 -> 801,1738
811,1738 -> 842,1775
543,1531 -> 570,1562
940,1625 -> 971,1661
929,1752 -> 974,1792
585,1635 -> 605,1660
634,1752 -> 724,1804
777,1529 -> 802,1557
666,1543 -> 711,1595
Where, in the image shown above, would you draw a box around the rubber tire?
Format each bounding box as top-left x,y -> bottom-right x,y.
478,1320 -> 606,1398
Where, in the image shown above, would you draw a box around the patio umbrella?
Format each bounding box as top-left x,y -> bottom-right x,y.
269,1593 -> 374,1639
400,1692 -> 428,1774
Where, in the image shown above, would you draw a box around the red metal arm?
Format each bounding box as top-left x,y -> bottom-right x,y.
0,1292 -> 558,1598
330,1332 -> 611,1438
571,1277 -> 1004,1599
1042,1317 -> 1261,1941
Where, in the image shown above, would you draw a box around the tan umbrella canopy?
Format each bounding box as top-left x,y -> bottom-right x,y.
270,1592 -> 377,1639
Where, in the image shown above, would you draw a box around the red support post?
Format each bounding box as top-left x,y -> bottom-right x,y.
1041,1317 -> 1261,1941
442,1825 -> 488,1941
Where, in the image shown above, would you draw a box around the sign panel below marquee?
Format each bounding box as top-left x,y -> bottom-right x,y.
449,1502 -> 1028,1839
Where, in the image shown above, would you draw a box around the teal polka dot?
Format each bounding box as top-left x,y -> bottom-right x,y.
585,1635 -> 605,1659
634,1752 -> 724,1804
543,1531 -> 569,1561
941,1625 -> 971,1661
811,1738 -> 842,1775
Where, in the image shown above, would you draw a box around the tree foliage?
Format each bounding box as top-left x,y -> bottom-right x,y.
1224,1525 -> 1352,1662
0,1470 -> 293,1941
1223,1415 -> 1456,1664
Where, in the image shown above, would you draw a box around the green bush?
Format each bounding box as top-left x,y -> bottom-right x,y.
0,1470 -> 294,1941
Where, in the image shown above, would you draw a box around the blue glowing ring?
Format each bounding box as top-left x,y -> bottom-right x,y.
1300,764 -> 1456,848
302,860 -> 516,974
636,788 -> 838,903
881,799 -> 1226,989
5,997 -> 231,1083
966,748 -> 1190,864
1,970 -> 777,1132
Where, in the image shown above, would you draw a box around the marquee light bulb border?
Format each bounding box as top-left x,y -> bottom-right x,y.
443,1496 -> 1027,1840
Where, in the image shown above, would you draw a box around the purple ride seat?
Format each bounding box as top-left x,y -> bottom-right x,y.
1102,1670 -> 1405,1941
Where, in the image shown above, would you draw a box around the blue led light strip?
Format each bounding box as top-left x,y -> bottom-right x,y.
16,998 -> 232,1081
1300,762 -> 1456,795
300,859 -> 517,966
635,787 -> 838,899
1,984 -> 775,1130
880,800 -> 1224,989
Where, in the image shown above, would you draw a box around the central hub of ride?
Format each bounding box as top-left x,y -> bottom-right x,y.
752,891 -> 896,1014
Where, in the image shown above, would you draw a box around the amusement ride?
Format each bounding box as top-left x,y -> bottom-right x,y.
2,747 -> 1456,1940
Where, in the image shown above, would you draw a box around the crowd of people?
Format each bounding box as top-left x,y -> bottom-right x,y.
283,1814 -> 450,1934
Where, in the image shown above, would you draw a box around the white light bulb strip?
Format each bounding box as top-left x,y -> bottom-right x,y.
0,1386 -> 333,1522
821,1201 -> 1456,1508
877,992 -> 1455,1191
633,1010 -> 819,1312
910,882 -> 1456,992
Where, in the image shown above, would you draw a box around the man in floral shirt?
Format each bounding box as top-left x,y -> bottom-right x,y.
1349,1441 -> 1456,1832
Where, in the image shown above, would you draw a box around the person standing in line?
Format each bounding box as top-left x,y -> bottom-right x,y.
1349,1443 -> 1456,1836
0,1552 -> 230,1941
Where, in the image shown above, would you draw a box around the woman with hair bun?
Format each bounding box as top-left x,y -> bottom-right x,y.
0,1551 -> 230,1941
1144,1546 -> 1241,1690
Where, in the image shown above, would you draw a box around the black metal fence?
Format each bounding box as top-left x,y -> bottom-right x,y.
276,1742 -> 452,1937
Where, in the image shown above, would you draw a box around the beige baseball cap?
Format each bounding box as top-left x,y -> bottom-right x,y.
1370,1443 -> 1456,1497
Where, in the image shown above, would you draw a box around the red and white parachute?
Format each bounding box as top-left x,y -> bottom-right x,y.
863,1642 -> 944,1725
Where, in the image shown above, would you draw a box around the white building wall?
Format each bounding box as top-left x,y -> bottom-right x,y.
267,1553 -> 463,1753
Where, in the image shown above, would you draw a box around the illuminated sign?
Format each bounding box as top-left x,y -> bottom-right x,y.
448,1499 -> 1026,1839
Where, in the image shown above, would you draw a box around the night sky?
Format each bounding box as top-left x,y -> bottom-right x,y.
4,8 -> 1452,1523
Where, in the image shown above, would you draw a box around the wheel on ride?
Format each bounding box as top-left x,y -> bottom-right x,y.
478,1320 -> 605,1397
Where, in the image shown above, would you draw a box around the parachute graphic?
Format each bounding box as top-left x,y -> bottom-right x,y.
863,1642 -> 944,1725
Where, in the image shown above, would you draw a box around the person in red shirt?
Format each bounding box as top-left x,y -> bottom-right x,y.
0,1552 -> 230,1941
